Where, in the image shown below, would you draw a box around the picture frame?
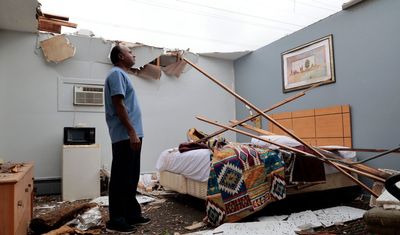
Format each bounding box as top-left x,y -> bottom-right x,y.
281,35 -> 335,93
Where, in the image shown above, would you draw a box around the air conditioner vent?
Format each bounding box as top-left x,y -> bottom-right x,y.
73,85 -> 104,106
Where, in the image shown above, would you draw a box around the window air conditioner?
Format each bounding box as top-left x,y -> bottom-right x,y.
73,85 -> 104,106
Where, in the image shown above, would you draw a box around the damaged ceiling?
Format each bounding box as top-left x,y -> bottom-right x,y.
1,0 -> 364,57
37,0 -> 349,53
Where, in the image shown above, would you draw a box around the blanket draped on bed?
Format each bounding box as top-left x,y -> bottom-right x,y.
206,143 -> 286,226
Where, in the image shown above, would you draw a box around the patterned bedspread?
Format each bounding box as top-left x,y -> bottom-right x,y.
206,143 -> 286,225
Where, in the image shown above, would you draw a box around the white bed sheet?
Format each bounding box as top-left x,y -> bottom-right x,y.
156,148 -> 211,182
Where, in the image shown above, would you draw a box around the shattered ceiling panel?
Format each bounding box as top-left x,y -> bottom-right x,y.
40,35 -> 76,63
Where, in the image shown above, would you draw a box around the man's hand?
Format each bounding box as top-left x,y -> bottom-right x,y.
129,132 -> 141,151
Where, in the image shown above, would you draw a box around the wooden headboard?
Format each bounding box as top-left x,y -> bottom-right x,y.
268,105 -> 352,147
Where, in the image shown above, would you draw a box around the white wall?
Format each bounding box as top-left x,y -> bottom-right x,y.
0,30 -> 236,180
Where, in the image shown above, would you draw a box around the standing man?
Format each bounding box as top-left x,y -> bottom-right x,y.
104,44 -> 150,233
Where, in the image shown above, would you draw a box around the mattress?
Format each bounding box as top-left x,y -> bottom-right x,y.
159,170 -> 357,200
159,171 -> 208,199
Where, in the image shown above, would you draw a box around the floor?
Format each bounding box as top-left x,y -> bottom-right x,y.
30,186 -> 371,234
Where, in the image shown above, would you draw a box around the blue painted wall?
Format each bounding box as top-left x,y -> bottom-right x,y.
234,0 -> 400,172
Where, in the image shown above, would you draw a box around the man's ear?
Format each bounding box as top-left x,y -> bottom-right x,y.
118,53 -> 124,60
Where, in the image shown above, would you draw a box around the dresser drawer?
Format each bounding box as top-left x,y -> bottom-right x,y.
0,163 -> 34,235
13,167 -> 33,234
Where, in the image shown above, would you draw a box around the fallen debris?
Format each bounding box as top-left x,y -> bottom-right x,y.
31,192 -> 370,235
30,201 -> 96,234
184,221 -> 206,230
376,182 -> 400,209
287,210 -> 322,228
89,195 -> 156,207
313,206 -> 366,227
70,206 -> 102,230
197,206 -> 365,235
205,221 -> 299,235
0,162 -> 24,173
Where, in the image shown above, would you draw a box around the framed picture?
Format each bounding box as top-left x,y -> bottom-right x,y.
281,35 -> 335,93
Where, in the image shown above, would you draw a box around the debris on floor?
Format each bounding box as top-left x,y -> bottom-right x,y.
376,181 -> 400,209
68,206 -> 102,230
184,221 -> 207,230
192,206 -> 365,235
90,195 -> 156,206
312,206 -> 366,227
30,194 -> 159,234
30,192 -> 210,235
30,201 -> 97,234
30,187 -> 373,235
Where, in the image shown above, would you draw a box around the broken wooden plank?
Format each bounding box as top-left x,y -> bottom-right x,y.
38,20 -> 61,33
42,13 -> 69,21
38,16 -> 77,28
231,120 -> 273,136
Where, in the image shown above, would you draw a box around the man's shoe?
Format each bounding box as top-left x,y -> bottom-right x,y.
129,216 -> 151,226
106,219 -> 136,234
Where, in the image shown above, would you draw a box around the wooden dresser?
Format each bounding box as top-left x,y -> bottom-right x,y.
0,163 -> 34,235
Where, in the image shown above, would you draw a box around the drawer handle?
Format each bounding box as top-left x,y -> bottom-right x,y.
25,188 -> 29,192
17,200 -> 23,207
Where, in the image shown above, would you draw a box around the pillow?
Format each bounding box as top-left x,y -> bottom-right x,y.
251,135 -> 301,149
320,145 -> 357,160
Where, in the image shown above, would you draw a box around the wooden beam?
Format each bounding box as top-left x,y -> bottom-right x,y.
230,120 -> 273,136
342,0 -> 365,10
43,13 -> 69,21
38,16 -> 77,28
38,21 -> 61,34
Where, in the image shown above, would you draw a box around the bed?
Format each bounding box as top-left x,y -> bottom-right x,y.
156,104 -> 357,224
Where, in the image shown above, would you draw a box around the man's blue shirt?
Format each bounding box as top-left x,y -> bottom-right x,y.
104,67 -> 143,143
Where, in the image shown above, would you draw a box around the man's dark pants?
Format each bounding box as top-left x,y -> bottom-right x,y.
109,138 -> 142,222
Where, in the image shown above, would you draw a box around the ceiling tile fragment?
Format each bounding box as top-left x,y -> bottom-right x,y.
40,35 -> 76,63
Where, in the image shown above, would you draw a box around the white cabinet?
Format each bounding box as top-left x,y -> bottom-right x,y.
62,144 -> 101,201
